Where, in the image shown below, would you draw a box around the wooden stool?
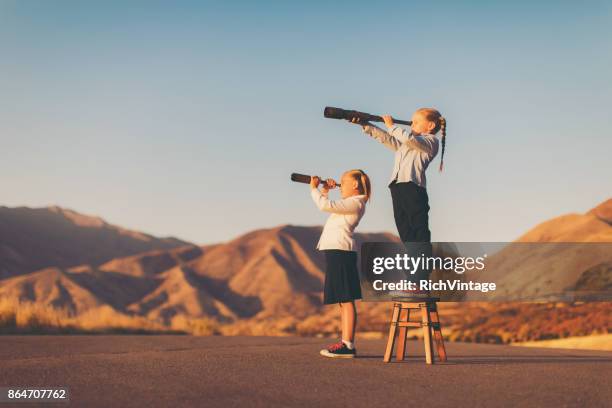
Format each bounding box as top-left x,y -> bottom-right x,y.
383,296 -> 447,364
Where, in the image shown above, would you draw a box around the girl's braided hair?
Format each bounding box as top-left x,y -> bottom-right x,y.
417,108 -> 447,172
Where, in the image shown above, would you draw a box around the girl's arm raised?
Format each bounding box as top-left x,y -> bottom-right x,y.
387,125 -> 436,155
348,117 -> 401,151
361,123 -> 402,151
310,188 -> 364,215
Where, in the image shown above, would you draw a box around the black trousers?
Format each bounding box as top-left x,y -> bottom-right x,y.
389,181 -> 432,280
389,181 -> 431,242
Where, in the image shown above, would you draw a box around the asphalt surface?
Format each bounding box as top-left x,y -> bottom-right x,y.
0,336 -> 610,407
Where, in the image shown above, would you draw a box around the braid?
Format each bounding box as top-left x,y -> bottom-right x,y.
438,116 -> 446,172
417,107 -> 447,172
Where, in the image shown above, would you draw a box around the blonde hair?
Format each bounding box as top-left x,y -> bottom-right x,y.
345,169 -> 371,202
416,108 -> 447,172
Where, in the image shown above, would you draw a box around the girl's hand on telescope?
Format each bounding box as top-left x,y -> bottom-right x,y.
325,179 -> 337,189
310,176 -> 321,189
349,117 -> 370,127
382,115 -> 394,129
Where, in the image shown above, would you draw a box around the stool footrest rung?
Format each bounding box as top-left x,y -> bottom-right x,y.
394,322 -> 422,328
391,322 -> 442,329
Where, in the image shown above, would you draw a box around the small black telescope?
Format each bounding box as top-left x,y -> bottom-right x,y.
324,106 -> 412,126
291,173 -> 340,187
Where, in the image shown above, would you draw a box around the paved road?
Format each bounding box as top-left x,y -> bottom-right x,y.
0,336 -> 610,407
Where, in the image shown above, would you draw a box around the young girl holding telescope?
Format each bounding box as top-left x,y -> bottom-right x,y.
349,108 -> 446,280
309,169 -> 371,358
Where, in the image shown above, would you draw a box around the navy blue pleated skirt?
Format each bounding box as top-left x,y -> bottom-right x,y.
322,250 -> 362,304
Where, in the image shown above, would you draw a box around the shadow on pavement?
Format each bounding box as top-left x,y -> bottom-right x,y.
356,354 -> 612,365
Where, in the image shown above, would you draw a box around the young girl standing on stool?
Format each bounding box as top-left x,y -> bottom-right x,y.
309,169 -> 371,358
350,109 -> 446,279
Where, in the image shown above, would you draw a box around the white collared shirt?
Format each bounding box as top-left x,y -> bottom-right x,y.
363,124 -> 439,188
310,188 -> 367,251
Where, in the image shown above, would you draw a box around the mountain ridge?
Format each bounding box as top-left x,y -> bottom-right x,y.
0,205 -> 192,279
0,199 -> 609,341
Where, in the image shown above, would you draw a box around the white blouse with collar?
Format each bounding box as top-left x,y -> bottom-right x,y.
310,188 -> 367,251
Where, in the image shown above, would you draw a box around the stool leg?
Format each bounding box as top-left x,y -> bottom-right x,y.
384,303 -> 401,363
421,304 -> 434,364
430,303 -> 447,362
396,307 -> 409,361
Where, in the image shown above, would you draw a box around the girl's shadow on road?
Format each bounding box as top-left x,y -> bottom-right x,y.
357,355 -> 612,365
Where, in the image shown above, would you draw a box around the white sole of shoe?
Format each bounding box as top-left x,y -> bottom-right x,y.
319,349 -> 356,358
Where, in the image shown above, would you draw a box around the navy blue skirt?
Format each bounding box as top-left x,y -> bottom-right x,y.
322,250 -> 362,304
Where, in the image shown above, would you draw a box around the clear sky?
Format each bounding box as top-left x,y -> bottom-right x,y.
1,1 -> 611,245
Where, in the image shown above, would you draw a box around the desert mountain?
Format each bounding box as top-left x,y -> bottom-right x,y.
467,198 -> 612,300
0,267 -> 105,313
588,198 -> 612,225
516,198 -> 612,242
1,201 -> 609,342
0,222 -> 398,324
0,205 -> 192,279
190,225 -> 398,319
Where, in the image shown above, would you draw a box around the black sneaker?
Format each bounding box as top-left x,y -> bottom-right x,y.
319,341 -> 356,358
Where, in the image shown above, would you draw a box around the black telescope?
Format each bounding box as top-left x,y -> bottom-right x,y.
291,173 -> 340,187
324,106 -> 412,126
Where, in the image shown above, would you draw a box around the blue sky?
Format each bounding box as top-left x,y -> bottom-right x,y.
1,1 -> 611,244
